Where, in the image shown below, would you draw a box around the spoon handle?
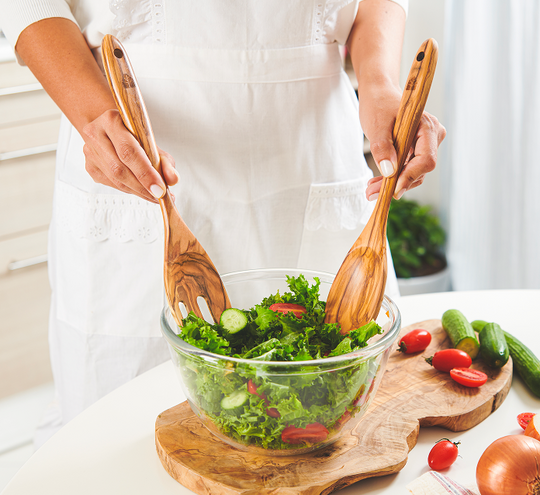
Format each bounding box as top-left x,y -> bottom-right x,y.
373,38 -> 439,227
101,34 -> 162,177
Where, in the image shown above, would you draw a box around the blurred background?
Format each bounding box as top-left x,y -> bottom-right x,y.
1,0 -> 539,489
0,23 -> 59,488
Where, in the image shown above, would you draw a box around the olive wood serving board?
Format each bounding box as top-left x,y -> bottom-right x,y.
155,319 -> 512,494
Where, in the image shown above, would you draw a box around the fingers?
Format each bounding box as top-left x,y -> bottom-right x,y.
364,170 -> 427,201
369,135 -> 398,178
359,85 -> 401,179
365,112 -> 446,201
83,141 -> 157,202
365,176 -> 383,201
82,109 -> 173,202
159,149 -> 180,187
393,113 -> 446,199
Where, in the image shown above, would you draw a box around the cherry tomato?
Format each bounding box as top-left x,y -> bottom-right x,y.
248,380 -> 279,416
269,303 -> 307,318
450,367 -> 488,387
397,329 -> 432,354
247,379 -> 259,395
353,379 -> 376,407
281,422 -> 329,444
428,438 -> 460,470
425,349 -> 472,372
247,379 -> 267,401
267,408 -> 280,418
335,410 -> 352,429
518,412 -> 536,430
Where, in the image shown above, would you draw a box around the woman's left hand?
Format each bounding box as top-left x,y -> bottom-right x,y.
361,86 -> 447,201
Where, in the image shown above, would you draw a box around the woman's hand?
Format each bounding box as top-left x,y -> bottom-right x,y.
347,0 -> 446,201
82,109 -> 179,203
15,18 -> 178,203
360,85 -> 446,201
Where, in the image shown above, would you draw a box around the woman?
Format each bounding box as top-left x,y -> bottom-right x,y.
1,0 -> 445,444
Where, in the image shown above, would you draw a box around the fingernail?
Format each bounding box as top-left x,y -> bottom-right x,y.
173,168 -> 180,180
379,160 -> 395,177
368,193 -> 379,202
396,188 -> 406,200
150,184 -> 165,198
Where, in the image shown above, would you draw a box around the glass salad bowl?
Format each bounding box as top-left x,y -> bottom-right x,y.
160,268 -> 401,456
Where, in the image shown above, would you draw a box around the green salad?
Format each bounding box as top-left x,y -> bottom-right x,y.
174,274 -> 385,451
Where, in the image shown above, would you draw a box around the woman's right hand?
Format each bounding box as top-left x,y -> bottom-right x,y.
15,18 -> 179,203
82,109 -> 179,203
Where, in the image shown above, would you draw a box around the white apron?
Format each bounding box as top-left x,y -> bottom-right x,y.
39,0 -> 399,444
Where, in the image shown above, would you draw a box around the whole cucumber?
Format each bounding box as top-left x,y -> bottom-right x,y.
471,319 -> 540,398
442,309 -> 480,359
470,319 -> 488,333
478,322 -> 509,368
503,330 -> 540,398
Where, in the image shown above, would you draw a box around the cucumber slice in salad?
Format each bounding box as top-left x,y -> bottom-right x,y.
220,308 -> 248,334
221,389 -> 249,410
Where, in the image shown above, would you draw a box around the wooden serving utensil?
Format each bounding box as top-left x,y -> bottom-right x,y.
101,34 -> 231,326
325,38 -> 438,334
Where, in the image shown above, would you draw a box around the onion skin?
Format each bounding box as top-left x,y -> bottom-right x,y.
476,435 -> 540,495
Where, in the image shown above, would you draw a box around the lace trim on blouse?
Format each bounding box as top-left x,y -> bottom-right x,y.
55,180 -> 163,243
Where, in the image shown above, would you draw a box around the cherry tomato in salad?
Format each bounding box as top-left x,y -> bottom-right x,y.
353,378 -> 377,407
428,438 -> 460,470
269,303 -> 307,318
425,349 -> 472,372
267,408 -> 280,418
281,422 -> 329,444
248,380 -> 280,417
335,410 -> 352,429
397,329 -> 432,354
518,412 -> 536,430
449,367 -> 488,387
247,379 -> 267,400
247,379 -> 259,395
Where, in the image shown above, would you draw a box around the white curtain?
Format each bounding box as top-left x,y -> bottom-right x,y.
443,0 -> 540,290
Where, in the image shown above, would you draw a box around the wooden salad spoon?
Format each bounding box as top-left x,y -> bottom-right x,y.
325,38 -> 438,334
101,35 -> 231,327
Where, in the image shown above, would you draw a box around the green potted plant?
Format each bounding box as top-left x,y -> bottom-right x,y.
387,198 -> 450,295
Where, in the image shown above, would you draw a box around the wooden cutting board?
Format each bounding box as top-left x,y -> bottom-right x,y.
155,319 -> 512,494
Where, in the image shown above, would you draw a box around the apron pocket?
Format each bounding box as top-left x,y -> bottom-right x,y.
303,177 -> 373,232
52,181 -> 166,337
298,177 -> 373,274
297,177 -> 400,297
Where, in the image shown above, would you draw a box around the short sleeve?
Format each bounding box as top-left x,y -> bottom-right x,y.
359,0 -> 409,17
332,0 -> 408,46
388,0 -> 408,16
0,0 -> 79,63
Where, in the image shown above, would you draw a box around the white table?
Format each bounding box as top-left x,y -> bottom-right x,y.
3,290 -> 540,494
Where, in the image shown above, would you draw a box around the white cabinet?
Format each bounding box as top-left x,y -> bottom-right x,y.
0,59 -> 61,398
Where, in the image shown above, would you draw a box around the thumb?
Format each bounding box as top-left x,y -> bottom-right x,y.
368,137 -> 398,178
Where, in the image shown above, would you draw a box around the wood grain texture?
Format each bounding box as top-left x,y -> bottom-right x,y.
155,319 -> 512,494
325,39 -> 439,333
101,35 -> 231,326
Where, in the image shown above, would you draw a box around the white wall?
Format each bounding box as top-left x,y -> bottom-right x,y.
399,0 -> 446,215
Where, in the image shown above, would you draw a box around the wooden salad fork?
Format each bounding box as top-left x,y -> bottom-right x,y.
325,39 -> 439,334
101,35 -> 231,327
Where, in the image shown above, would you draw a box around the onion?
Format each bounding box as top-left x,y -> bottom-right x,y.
476,435 -> 540,495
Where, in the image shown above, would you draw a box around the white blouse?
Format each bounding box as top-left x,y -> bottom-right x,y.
1,0 -> 408,60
